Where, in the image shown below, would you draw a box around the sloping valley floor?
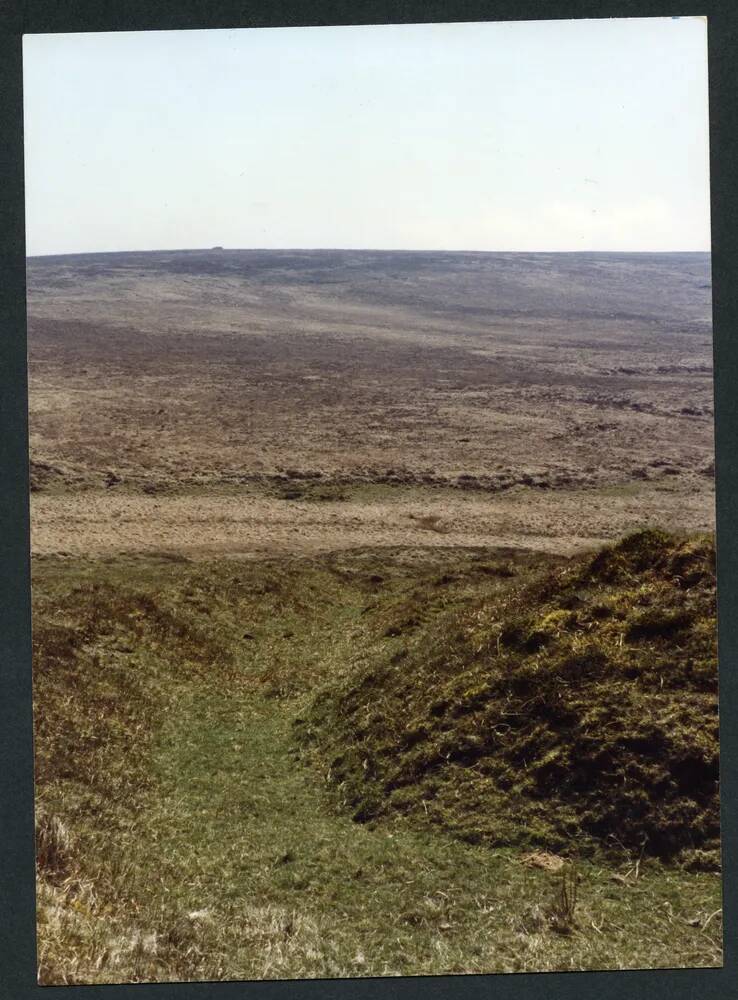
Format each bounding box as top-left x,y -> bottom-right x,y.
33,540 -> 721,982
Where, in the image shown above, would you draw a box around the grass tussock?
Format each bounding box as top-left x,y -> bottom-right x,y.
299,530 -> 719,864
35,806 -> 73,882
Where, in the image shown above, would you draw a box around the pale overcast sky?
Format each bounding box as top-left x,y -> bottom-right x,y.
23,17 -> 710,256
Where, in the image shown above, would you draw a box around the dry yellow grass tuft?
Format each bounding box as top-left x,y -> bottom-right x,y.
35,806 -> 73,881
521,851 -> 566,873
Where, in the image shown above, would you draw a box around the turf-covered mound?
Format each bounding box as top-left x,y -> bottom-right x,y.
299,530 -> 719,863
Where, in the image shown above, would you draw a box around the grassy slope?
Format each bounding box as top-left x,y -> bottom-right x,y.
33,540 -> 722,984
301,531 -> 719,864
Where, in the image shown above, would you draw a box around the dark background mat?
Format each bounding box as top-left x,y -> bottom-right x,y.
1,2 -> 735,998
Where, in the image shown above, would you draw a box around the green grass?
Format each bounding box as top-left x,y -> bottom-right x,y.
32,540 -> 723,984
301,531 -> 719,863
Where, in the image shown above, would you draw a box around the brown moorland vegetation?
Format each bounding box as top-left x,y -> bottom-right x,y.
29,251 -> 721,981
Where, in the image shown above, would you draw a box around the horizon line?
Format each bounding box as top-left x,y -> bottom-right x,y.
26,246 -> 712,259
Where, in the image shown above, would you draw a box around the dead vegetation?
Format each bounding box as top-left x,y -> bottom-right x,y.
547,868 -> 579,936
35,806 -> 73,881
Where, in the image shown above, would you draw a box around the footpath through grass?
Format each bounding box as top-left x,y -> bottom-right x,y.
33,544 -> 723,983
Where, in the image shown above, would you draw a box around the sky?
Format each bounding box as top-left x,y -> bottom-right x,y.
22,17 -> 711,255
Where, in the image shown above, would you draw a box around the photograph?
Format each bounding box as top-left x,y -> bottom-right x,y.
22,15 -> 722,985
